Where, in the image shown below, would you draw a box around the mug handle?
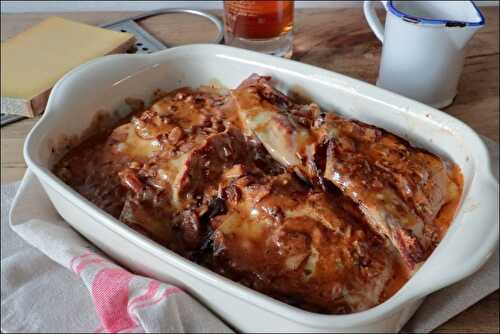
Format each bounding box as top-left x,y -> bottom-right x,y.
363,1 -> 388,43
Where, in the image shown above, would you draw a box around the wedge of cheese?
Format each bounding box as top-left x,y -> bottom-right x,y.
1,17 -> 135,117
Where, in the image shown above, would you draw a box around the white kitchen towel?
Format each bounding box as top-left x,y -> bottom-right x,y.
1,137 -> 498,333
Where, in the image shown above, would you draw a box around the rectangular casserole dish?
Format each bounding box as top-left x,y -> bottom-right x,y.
22,44 -> 499,333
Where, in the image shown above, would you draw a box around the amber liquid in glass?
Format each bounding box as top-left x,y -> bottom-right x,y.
224,1 -> 294,58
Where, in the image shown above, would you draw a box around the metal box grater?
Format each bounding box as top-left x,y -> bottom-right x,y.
100,17 -> 167,54
0,113 -> 25,126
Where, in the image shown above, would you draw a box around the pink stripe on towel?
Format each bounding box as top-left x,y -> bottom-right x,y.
91,268 -> 139,333
75,258 -> 106,274
129,280 -> 161,309
69,251 -> 93,272
132,286 -> 181,312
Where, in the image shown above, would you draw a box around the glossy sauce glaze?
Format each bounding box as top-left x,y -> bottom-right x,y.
233,75 -> 464,274
54,77 -> 463,314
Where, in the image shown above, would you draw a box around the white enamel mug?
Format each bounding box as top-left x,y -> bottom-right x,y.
364,1 -> 485,109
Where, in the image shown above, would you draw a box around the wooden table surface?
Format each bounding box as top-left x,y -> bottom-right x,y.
1,8 -> 498,333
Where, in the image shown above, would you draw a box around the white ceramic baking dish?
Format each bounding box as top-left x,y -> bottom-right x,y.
23,44 -> 498,332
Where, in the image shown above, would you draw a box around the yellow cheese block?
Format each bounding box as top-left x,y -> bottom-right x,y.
1,16 -> 135,116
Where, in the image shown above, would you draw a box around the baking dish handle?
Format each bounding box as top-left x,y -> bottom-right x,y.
405,176 -> 499,300
24,52 -> 158,168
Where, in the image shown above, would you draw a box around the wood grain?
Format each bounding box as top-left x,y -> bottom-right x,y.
1,8 -> 498,333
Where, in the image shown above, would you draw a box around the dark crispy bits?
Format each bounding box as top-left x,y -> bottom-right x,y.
119,168 -> 144,194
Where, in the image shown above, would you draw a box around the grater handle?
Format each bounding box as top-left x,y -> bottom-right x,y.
100,8 -> 224,48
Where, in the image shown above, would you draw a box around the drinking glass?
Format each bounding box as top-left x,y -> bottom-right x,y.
223,0 -> 294,58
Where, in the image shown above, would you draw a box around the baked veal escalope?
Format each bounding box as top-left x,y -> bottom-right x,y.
54,75 -> 463,314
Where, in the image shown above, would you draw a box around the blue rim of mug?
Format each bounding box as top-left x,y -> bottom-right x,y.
387,0 -> 485,27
